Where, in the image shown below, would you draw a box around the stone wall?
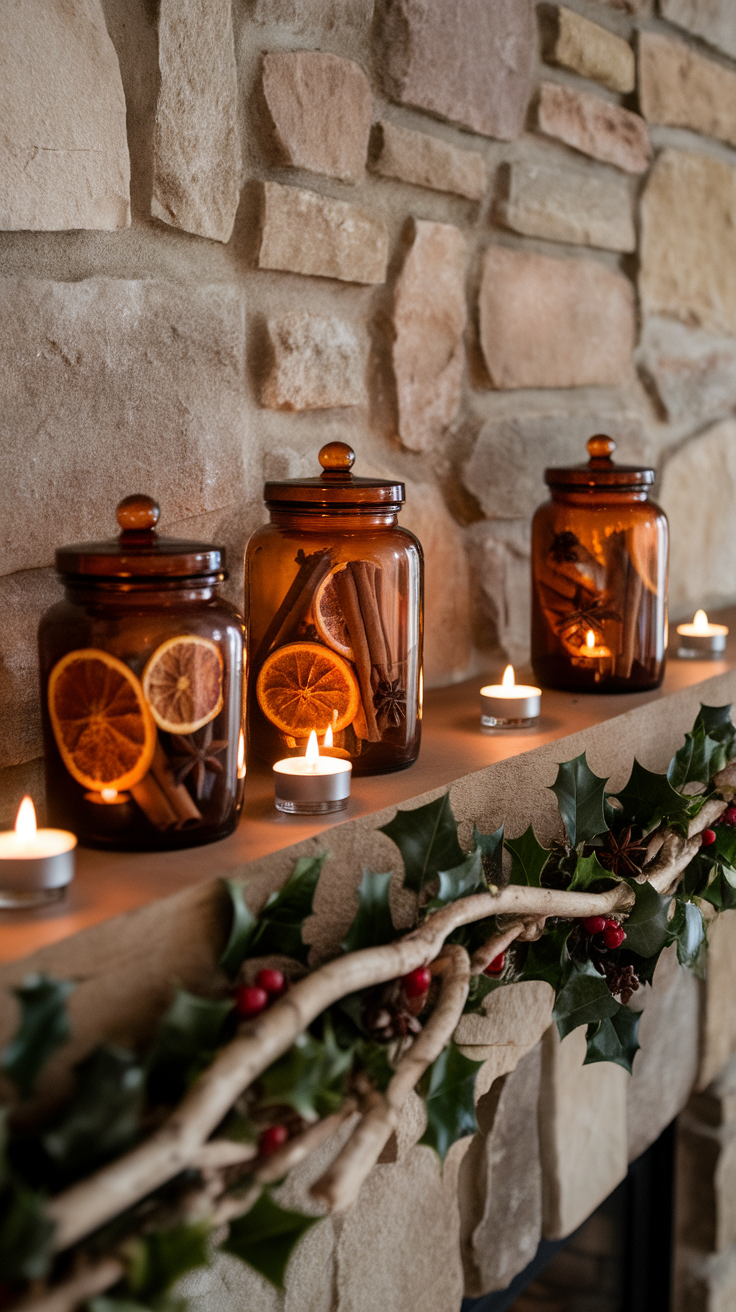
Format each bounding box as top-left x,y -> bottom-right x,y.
3,0 -> 736,816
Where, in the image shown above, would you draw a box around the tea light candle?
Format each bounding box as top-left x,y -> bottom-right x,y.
676,609 -> 728,659
273,730 -> 352,814
0,797 -> 76,909
579,628 -> 614,681
480,665 -> 541,732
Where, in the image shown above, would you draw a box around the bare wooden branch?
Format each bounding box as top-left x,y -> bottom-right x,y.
252,1103 -> 357,1186
688,797 -> 727,836
17,1259 -> 124,1312
471,924 -> 524,974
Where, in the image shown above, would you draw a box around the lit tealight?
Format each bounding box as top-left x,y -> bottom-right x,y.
676,609 -> 728,659
0,796 -> 76,908
237,728 -> 246,780
480,665 -> 542,733
273,729 -> 352,814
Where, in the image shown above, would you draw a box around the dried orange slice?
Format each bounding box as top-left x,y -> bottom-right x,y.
48,649 -> 156,792
256,642 -> 359,737
314,566 -> 354,660
142,635 -> 223,734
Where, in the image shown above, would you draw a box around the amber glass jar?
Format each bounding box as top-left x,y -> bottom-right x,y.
245,442 -> 423,773
531,436 -> 668,692
39,496 -> 245,850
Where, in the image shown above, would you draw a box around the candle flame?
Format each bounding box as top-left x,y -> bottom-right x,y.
586,629 -> 596,650
693,609 -> 709,633
237,728 -> 246,779
101,788 -> 118,803
324,724 -> 334,749
305,730 -> 319,768
15,795 -> 36,840
501,665 -> 515,689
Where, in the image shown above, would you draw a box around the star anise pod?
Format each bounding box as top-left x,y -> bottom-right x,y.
170,721 -> 228,799
549,530 -> 581,564
597,825 -> 648,879
374,678 -> 406,729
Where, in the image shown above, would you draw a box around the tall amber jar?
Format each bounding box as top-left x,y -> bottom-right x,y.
246,443 -> 423,773
39,496 -> 245,850
531,436 -> 668,692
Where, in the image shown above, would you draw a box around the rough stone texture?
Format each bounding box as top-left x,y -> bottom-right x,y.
261,311 -> 367,411
400,481 -> 473,686
539,1024 -> 629,1240
392,219 -> 467,451
465,522 -> 532,666
0,0 -> 130,231
660,420 -> 736,614
700,910 -> 736,1089
640,149 -> 736,337
536,81 -> 651,174
661,0 -> 736,62
262,51 -> 372,184
677,1119 -> 736,1256
371,121 -> 487,201
151,0 -> 241,243
258,182 -> 389,284
540,5 -> 635,94
626,946 -> 700,1163
675,1246 -> 736,1312
495,160 -> 635,252
0,278 -> 247,577
379,0 -> 535,141
479,247 -> 636,390
0,570 -> 62,771
638,317 -> 736,424
639,32 -> 736,149
455,980 -> 554,1057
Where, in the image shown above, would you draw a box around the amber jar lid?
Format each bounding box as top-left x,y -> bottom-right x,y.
545,435 -> 655,490
264,442 -> 405,510
55,495 -> 225,580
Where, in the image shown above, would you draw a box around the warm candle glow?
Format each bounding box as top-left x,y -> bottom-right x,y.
693,609 -> 709,633
586,630 -> 596,650
100,788 -> 118,804
15,796 -> 36,841
324,724 -> 334,749
237,728 -> 246,779
305,730 -> 319,770
501,664 -> 515,689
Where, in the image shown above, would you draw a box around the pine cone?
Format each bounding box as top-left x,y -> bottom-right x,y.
602,960 -> 641,1005
363,981 -> 423,1042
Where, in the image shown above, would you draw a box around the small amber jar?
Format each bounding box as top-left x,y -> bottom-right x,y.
531,436 -> 668,692
39,496 -> 245,850
245,442 -> 423,773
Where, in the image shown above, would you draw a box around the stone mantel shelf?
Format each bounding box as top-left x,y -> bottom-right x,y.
2,607 -> 736,969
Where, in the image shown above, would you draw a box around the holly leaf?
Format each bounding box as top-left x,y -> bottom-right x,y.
419,1040 -> 484,1161
552,959 -> 618,1040
146,989 -> 233,1105
568,851 -> 615,892
622,882 -> 672,959
585,1006 -> 641,1074
519,922 -> 573,988
42,1044 -> 145,1184
247,855 -> 327,965
219,880 -> 258,979
380,794 -> 463,898
222,1190 -> 319,1290
258,1018 -> 353,1123
473,823 -> 504,884
125,1222 -> 210,1300
0,973 -> 75,1099
611,760 -> 691,828
506,826 -> 550,887
0,1182 -> 55,1280
673,899 -> 707,974
667,724 -> 727,791
341,869 -> 394,954
694,703 -> 736,760
550,752 -> 608,848
428,848 -> 487,911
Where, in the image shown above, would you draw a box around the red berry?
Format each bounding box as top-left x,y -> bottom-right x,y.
484,952 -> 505,976
255,968 -> 285,996
603,926 -> 626,949
235,985 -> 269,1018
259,1125 -> 288,1156
401,966 -> 432,998
582,916 -> 607,935
604,919 -> 620,930
701,829 -> 717,846
722,806 -> 736,827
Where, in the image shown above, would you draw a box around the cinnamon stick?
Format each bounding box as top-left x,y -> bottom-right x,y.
150,740 -> 202,825
253,548 -> 333,668
351,561 -> 390,683
334,566 -> 381,742
373,565 -> 394,673
130,773 -> 178,829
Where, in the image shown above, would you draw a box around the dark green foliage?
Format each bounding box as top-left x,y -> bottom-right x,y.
419,1041 -> 485,1161
671,899 -> 707,974
568,851 -> 614,892
506,826 -> 550,887
622,882 -> 672,959
381,794 -> 463,898
612,759 -> 691,828
519,923 -> 573,987
341,870 -> 394,954
0,1182 -> 55,1281
0,974 -> 74,1099
694,703 -> 736,760
146,989 -> 233,1106
550,753 -> 609,847
258,1016 -> 354,1122
585,1007 -> 641,1074
668,724 -> 729,791
245,855 -> 327,965
552,960 -> 618,1040
42,1045 -> 144,1184
125,1222 -> 211,1301
219,880 -> 258,979
473,823 -> 504,883
222,1190 -> 319,1290
428,848 -> 487,911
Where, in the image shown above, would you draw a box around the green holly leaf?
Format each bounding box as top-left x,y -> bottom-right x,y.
380,794 -> 463,898
519,922 -> 573,988
568,850 -> 615,892
506,826 -> 550,887
258,1017 -> 354,1123
550,752 -> 609,848
247,855 -> 327,965
584,1006 -> 641,1074
552,960 -> 618,1040
0,1182 -> 55,1280
341,869 -> 394,954
125,1222 -> 211,1300
222,1190 -> 319,1291
219,880 -> 258,979
428,848 -> 488,911
622,882 -> 672,959
667,724 -> 728,791
354,1037 -> 394,1093
611,760 -> 691,829
419,1040 -> 484,1161
0,973 -> 75,1099
672,900 -> 707,974
694,703 -> 736,761
473,823 -> 504,883
42,1044 -> 145,1184
146,989 -> 234,1106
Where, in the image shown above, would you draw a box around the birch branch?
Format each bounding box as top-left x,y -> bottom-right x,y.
16,1260 -> 125,1312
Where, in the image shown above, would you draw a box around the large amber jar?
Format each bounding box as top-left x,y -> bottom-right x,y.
246,442 -> 423,773
39,496 -> 245,850
531,436 -> 668,692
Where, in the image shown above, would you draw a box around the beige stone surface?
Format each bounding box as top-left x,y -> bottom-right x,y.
540,1025 -> 629,1240
0,0 -> 130,231
640,149 -> 736,337
152,0 -> 241,244
700,910 -> 736,1089
379,0 -> 535,140
261,311 -> 366,411
627,946 -> 700,1162
495,160 -> 635,252
392,219 -> 467,452
537,81 -> 651,174
639,32 -> 736,149
371,121 -> 487,201
660,419 -> 736,614
0,569 -> 62,770
258,182 -> 389,284
0,278 -> 247,577
455,980 -> 554,1053
638,317 -> 736,424
465,522 -> 532,667
479,247 -> 635,389
541,6 -> 635,94
400,480 -> 473,687
677,1118 -> 736,1256
262,51 -> 372,184
661,0 -> 736,61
